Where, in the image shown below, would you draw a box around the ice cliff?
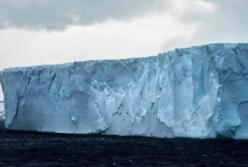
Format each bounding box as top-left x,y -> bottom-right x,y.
1,43 -> 248,139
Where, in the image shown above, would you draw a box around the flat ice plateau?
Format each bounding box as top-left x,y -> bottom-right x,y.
1,43 -> 248,139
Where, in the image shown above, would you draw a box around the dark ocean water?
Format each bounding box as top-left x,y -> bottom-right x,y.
0,120 -> 248,167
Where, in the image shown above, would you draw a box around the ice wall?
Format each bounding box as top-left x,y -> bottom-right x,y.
1,43 -> 248,139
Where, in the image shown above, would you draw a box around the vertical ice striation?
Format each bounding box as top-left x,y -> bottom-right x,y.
1,43 -> 248,139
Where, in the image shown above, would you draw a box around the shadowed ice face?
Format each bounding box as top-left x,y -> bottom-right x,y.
0,85 -> 3,101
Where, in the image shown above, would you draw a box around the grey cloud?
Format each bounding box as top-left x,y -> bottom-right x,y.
159,0 -> 248,52
0,0 -> 167,30
180,0 -> 248,42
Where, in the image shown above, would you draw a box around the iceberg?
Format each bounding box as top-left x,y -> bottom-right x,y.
1,43 -> 248,139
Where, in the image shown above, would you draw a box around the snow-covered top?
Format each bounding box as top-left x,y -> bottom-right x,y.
1,43 -> 245,73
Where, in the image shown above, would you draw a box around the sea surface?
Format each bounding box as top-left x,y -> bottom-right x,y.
0,120 -> 248,167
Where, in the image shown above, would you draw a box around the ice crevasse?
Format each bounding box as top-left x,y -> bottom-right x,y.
1,43 -> 248,139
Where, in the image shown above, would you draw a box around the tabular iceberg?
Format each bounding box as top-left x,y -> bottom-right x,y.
1,43 -> 248,139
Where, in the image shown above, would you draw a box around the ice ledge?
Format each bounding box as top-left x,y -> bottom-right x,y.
1,43 -> 248,139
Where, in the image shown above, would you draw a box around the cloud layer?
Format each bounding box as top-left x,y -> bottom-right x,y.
174,0 -> 248,42
0,0 -> 167,29
0,0 -> 247,41
0,0 -> 247,70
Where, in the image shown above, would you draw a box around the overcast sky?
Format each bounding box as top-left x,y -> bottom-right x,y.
0,0 -> 247,70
